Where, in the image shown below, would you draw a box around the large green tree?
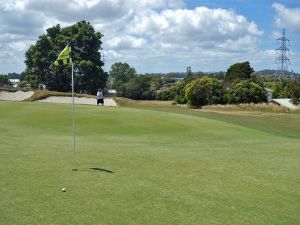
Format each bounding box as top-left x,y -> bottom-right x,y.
225,61 -> 254,81
109,62 -> 136,91
24,21 -> 107,93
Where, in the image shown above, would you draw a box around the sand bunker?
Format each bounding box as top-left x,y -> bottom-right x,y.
0,91 -> 118,106
0,91 -> 34,101
38,96 -> 118,106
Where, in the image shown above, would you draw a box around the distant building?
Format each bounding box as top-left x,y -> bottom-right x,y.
108,89 -> 117,94
8,79 -> 20,88
264,88 -> 274,101
107,89 -> 117,97
173,77 -> 184,81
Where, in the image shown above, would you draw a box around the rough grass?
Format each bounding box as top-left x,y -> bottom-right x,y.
114,97 -> 299,114
114,97 -> 175,107
201,103 -> 298,113
0,101 -> 300,225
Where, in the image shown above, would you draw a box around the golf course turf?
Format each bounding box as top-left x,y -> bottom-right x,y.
0,101 -> 299,225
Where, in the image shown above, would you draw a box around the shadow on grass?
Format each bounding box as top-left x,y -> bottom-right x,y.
78,167 -> 114,173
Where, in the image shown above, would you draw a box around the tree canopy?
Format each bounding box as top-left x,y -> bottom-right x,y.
109,62 -> 137,91
225,61 -> 254,81
0,75 -> 11,86
288,79 -> 300,105
24,21 -> 107,94
118,75 -> 157,100
185,76 -> 223,107
226,80 -> 268,104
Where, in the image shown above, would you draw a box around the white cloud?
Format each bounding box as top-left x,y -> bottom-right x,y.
8,40 -> 35,51
124,6 -> 262,55
272,3 -> 300,32
271,30 -> 281,39
137,0 -> 185,9
1,0 -> 27,11
0,0 -> 266,73
107,36 -> 147,49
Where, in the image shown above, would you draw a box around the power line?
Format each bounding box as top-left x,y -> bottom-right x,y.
276,28 -> 290,74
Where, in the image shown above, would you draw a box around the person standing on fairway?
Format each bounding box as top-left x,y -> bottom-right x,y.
96,89 -> 104,106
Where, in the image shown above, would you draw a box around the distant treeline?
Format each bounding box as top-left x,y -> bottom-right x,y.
142,69 -> 300,80
2,70 -> 299,82
143,71 -> 226,80
109,61 -> 300,107
0,72 -> 25,80
256,69 -> 300,77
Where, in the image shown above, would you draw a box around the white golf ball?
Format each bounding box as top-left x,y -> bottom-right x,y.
61,187 -> 66,192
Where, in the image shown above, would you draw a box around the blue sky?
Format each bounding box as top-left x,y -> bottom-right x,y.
185,0 -> 300,72
0,0 -> 299,74
187,0 -> 299,46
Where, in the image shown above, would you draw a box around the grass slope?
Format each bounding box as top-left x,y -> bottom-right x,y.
0,101 -> 299,225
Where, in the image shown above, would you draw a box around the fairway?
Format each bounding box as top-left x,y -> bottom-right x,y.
0,101 -> 300,225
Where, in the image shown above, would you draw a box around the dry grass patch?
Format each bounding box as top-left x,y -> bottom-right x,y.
114,97 -> 300,116
114,97 -> 175,107
201,103 -> 299,114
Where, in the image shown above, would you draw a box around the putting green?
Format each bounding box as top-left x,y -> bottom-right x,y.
0,101 -> 299,225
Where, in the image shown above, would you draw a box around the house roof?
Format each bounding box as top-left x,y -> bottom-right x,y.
8,79 -> 20,83
264,88 -> 274,92
271,98 -> 298,110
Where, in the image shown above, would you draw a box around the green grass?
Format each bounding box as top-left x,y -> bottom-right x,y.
0,101 -> 300,225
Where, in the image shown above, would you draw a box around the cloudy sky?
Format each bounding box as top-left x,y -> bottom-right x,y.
0,0 -> 300,74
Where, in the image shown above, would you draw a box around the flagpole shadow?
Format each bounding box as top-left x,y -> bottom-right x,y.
78,168 -> 114,173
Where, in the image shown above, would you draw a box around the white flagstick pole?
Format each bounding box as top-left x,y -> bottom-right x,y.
71,62 -> 77,171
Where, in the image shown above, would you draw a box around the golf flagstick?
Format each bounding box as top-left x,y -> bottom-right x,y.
54,40 -> 77,171
71,61 -> 77,171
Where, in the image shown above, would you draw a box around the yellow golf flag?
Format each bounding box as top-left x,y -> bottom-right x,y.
54,45 -> 72,66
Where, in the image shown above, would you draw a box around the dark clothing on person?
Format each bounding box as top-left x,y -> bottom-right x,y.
97,98 -> 104,105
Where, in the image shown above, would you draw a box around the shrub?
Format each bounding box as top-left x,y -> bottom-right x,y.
175,95 -> 187,104
272,79 -> 292,98
156,87 -> 176,100
185,76 -> 223,107
227,80 -> 267,104
156,81 -> 188,101
288,79 -> 300,105
18,81 -> 31,88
